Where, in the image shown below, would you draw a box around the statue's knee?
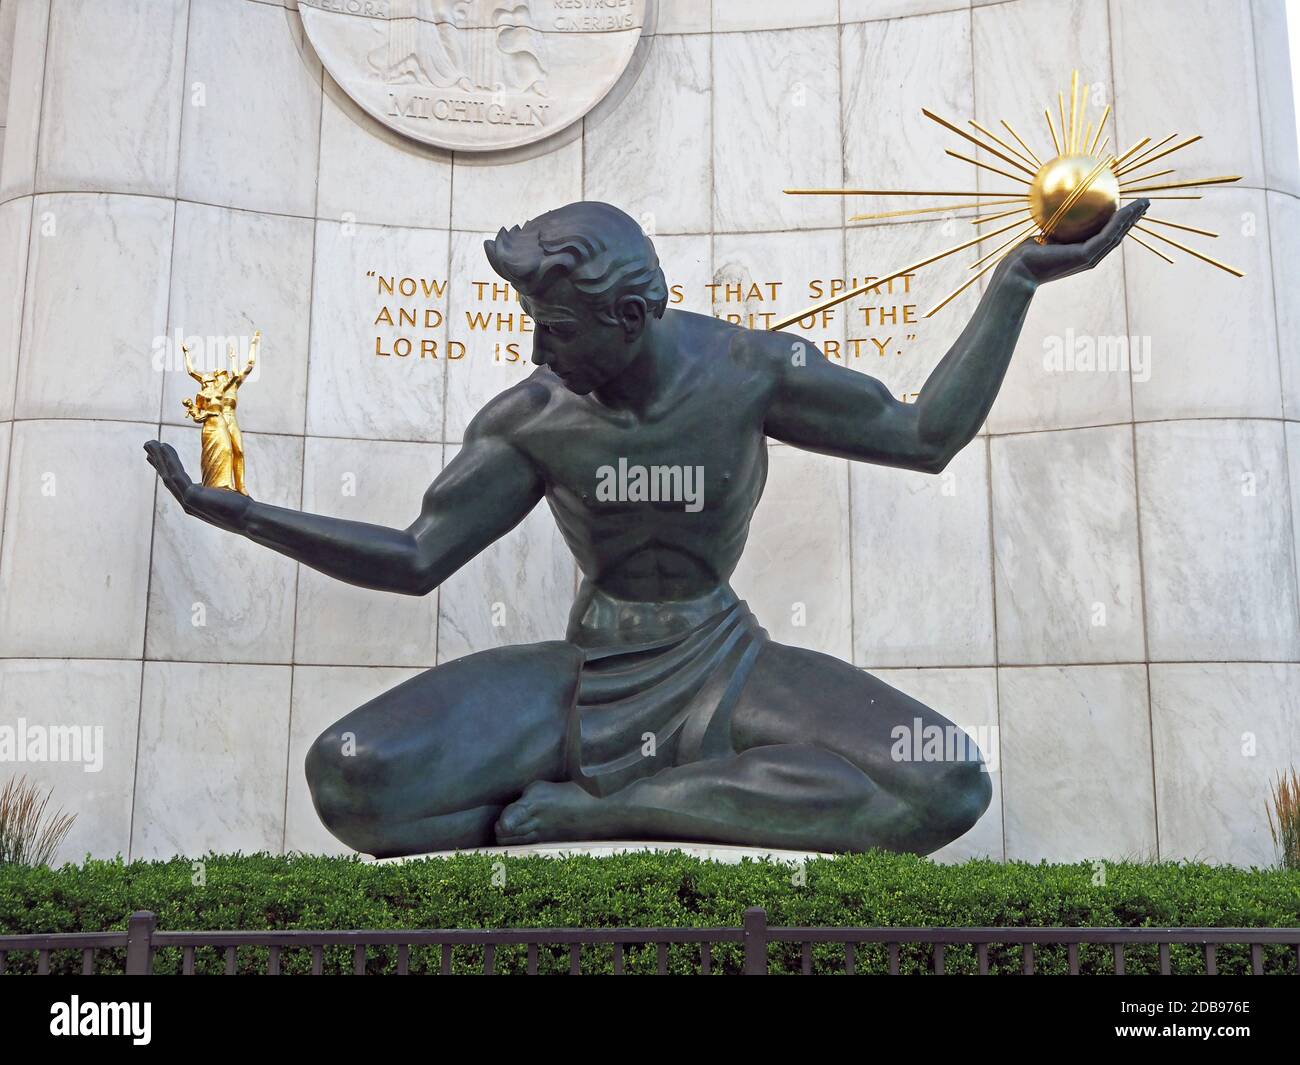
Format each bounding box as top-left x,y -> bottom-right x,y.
305,726 -> 376,831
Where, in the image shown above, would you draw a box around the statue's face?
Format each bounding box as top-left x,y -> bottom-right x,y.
521,279 -> 642,396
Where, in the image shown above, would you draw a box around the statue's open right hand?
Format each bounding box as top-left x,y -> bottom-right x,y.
1007,198 -> 1150,286
143,440 -> 249,529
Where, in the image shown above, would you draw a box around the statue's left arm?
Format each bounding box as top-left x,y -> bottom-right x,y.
763,200 -> 1147,473
227,332 -> 258,389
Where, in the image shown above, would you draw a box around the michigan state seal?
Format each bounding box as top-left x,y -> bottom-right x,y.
299,0 -> 648,152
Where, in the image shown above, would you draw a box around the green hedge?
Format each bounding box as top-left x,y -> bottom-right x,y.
1,851 -> 1298,974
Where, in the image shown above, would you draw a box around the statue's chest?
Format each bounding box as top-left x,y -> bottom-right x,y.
540,404 -> 765,520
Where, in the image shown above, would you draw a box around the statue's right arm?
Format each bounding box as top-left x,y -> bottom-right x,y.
182,345 -> 204,384
143,395 -> 544,596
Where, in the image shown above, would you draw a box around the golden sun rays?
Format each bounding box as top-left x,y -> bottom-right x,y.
771,69 -> 1243,332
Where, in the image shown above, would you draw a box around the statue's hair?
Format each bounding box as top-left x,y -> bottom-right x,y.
484,202 -> 668,324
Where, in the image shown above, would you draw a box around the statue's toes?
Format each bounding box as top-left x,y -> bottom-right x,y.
495,822 -> 539,846
494,800 -> 538,843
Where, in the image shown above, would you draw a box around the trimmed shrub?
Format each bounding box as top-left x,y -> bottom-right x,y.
0,851 -> 1297,974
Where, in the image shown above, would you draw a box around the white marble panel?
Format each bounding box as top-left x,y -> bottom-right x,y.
657,0 -> 710,34
712,28 -> 840,232
730,445 -> 852,659
985,250 -> 1132,434
654,232 -> 712,316
991,426 -> 1144,664
0,658 -> 141,864
1111,0 -> 1264,189
164,201 -> 313,436
283,664 -> 422,855
0,419 -> 156,658
1125,188 -> 1280,421
845,0 -> 971,18
843,10 -> 975,224
1150,662 -> 1298,866
1136,419 -> 1299,662
974,0 -> 1112,198
0,1 -> 17,119
1252,0 -> 1300,197
316,75 -> 452,231
0,0 -> 49,203
294,436 -> 441,666
307,219 -> 449,442
712,0 -> 836,32
0,421 -> 9,533
1266,190 -> 1300,419
712,228 -> 845,356
584,34 -> 710,235
1290,421 -> 1300,584
443,229 -> 536,443
871,666 -> 1003,862
437,446 -> 575,662
0,196 -> 31,421
971,0 -> 1105,302
132,661 -> 291,859
16,193 -> 173,422
450,132 -> 582,233
1000,664 -> 1158,862
36,0 -> 186,196
177,0 -> 321,216
844,217 -> 985,409
146,426 -> 302,665
852,438 -> 995,668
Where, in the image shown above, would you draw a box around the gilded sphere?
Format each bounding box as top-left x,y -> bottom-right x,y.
1028,153 -> 1120,243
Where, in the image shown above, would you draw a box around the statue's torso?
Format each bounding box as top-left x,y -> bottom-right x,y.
512,313 -> 773,641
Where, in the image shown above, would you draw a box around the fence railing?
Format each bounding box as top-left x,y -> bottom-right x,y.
2,909 -> 1299,975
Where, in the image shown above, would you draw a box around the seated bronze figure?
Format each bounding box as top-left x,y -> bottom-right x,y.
145,197 -> 1146,856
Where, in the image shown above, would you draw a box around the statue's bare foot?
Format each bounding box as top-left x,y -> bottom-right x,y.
494,780 -> 606,845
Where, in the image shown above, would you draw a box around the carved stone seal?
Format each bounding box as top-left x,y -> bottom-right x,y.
299,0 -> 647,152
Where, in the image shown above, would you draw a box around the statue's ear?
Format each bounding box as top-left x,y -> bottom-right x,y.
614,294 -> 648,340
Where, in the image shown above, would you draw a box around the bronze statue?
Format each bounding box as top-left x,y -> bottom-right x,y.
145,199 -> 1148,856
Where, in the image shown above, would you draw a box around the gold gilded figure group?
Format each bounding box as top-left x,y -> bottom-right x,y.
181,331 -> 258,495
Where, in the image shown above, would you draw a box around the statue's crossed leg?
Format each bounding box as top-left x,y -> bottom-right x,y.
305,641 -> 991,857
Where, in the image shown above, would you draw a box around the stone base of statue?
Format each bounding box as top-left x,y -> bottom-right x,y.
370,841 -> 832,866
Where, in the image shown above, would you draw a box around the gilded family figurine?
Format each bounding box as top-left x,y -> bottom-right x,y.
181,331 -> 258,495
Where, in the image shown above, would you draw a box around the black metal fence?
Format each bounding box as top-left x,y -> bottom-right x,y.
2,909 -> 1299,974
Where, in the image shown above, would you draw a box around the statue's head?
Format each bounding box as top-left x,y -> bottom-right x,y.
484,201 -> 668,395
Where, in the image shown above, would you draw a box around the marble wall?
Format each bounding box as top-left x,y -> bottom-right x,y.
0,2 -> 13,172
1,0 -> 1298,868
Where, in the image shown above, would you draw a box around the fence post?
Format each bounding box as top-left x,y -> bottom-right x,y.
125,911 -> 156,975
742,907 -> 768,975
